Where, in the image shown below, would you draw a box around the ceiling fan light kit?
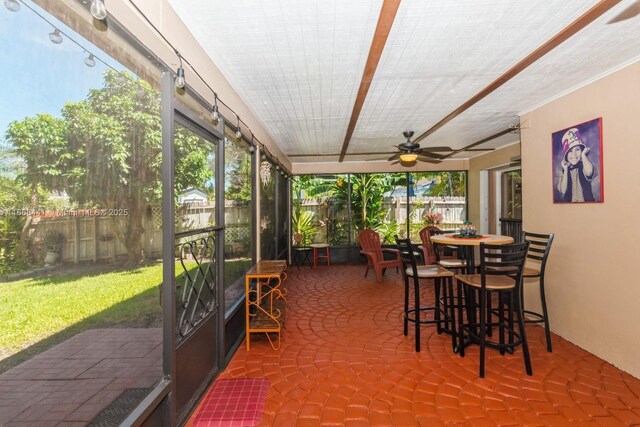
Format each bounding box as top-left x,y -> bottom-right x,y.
399,153 -> 418,162
386,131 -> 448,165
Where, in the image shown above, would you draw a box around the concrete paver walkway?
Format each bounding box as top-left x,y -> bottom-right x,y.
0,328 -> 161,426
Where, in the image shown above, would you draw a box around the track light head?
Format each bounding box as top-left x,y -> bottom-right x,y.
90,0 -> 107,20
84,53 -> 96,67
4,0 -> 20,12
49,29 -> 63,44
235,116 -> 242,139
175,66 -> 185,88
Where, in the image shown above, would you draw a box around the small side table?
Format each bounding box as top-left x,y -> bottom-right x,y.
244,260 -> 287,350
291,246 -> 312,269
310,243 -> 330,268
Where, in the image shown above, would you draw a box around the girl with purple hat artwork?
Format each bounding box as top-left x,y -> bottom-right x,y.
552,118 -> 603,203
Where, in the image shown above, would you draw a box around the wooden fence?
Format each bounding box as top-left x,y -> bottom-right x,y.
28,202 -> 252,264
296,196 -> 466,243
29,214 -> 162,264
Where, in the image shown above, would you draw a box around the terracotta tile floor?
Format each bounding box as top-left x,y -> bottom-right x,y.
190,264 -> 640,426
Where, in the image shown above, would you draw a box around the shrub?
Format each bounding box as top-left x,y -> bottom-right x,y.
44,231 -> 65,252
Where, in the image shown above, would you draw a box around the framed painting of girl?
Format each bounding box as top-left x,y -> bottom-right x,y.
552,118 -> 603,203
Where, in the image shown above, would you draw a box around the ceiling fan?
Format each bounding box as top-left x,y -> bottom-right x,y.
387,131 -> 452,164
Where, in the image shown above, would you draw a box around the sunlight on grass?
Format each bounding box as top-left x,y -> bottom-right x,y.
0,264 -> 163,357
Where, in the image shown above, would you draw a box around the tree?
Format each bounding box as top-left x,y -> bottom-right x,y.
342,174 -> 405,232
298,173 -> 405,235
0,176 -> 28,273
5,70 -> 213,263
428,172 -> 466,197
225,141 -> 252,203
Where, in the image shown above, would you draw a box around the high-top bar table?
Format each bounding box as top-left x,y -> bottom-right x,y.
430,233 -> 513,274
430,233 -> 514,352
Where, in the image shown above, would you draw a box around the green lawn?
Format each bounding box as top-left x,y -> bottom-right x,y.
0,258 -> 254,373
0,264 -> 163,362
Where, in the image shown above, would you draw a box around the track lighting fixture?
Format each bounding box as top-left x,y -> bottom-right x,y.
49,29 -> 63,44
90,0 -> 107,20
211,95 -> 219,122
235,116 -> 242,139
4,0 -> 20,12
84,53 -> 96,67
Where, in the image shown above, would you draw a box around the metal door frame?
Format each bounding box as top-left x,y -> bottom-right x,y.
123,72 -> 225,426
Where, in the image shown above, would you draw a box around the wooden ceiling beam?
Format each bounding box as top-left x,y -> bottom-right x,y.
414,0 -> 621,144
440,128 -> 513,160
338,0 -> 402,162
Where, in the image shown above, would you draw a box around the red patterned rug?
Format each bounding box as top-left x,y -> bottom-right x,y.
193,378 -> 270,427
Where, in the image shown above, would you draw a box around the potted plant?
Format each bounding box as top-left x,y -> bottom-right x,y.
44,231 -> 65,265
424,210 -> 444,226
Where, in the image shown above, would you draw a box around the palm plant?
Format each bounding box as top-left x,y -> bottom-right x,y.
347,173 -> 405,233
292,173 -> 406,243
292,210 -> 317,246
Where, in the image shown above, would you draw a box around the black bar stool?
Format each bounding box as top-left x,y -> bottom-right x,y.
395,236 -> 456,353
455,241 -> 531,378
522,231 -> 555,352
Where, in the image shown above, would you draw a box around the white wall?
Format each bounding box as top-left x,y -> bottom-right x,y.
521,60 -> 640,378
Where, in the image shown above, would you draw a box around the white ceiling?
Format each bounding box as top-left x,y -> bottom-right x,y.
168,0 -> 640,163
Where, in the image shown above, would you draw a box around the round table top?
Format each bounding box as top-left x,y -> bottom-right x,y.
430,233 -> 514,246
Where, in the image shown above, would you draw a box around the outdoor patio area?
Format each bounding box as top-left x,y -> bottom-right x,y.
189,264 -> 640,426
0,328 -> 161,426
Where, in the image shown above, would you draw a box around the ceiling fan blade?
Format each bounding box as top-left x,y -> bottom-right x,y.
416,156 -> 442,164
607,0 -> 640,24
422,146 -> 453,152
387,152 -> 401,161
416,150 -> 445,159
390,160 -> 400,165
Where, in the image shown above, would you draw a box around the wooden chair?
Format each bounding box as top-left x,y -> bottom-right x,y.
522,231 -> 555,352
396,236 -> 456,353
455,241 -> 531,378
418,226 -> 440,265
419,226 -> 466,271
358,228 -> 402,284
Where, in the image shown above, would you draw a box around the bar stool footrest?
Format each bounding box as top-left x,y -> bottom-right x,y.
523,309 -> 546,323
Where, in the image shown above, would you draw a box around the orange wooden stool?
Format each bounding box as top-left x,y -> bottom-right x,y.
310,243 -> 330,268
